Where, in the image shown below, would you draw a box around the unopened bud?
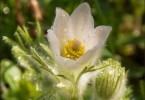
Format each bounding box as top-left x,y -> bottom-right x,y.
95,59 -> 127,100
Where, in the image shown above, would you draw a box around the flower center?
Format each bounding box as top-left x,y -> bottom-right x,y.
62,38 -> 85,60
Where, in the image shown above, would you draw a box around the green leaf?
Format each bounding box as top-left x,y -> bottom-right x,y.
22,25 -> 32,45
36,87 -> 59,100
12,46 -> 31,68
30,47 -> 49,70
17,26 -> 32,47
36,20 -> 42,42
4,65 -> 22,90
14,32 -> 25,49
3,36 -> 17,46
40,43 -> 54,59
30,47 -> 60,82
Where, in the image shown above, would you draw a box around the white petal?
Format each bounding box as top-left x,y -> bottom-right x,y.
76,26 -> 112,67
71,3 -> 94,41
46,30 -> 61,55
76,43 -> 103,68
53,8 -> 73,44
94,26 -> 112,44
84,26 -> 112,51
55,55 -> 80,70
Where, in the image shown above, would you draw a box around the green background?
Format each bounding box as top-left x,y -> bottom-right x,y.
0,0 -> 144,100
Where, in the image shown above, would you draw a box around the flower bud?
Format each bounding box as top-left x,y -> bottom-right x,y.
95,59 -> 127,100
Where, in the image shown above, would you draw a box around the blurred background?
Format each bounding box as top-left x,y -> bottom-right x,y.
0,0 -> 145,100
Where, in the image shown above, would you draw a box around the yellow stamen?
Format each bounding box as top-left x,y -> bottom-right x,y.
62,38 -> 85,60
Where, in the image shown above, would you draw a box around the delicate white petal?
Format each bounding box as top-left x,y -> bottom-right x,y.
94,26 -> 112,44
76,43 -> 103,68
55,55 -> 82,71
46,30 -> 61,55
71,3 -> 94,41
84,26 -> 112,51
77,25 -> 112,68
53,8 -> 73,44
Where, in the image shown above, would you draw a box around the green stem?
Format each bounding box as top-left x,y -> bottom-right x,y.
75,65 -> 109,84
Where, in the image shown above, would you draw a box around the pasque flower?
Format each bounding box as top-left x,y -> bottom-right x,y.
47,3 -> 112,70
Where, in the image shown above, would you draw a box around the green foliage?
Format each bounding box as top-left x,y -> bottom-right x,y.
1,59 -> 41,100
1,22 -> 53,100
1,0 -> 144,100
140,81 -> 145,100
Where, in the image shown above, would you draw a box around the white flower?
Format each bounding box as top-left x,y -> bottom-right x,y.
47,3 -> 112,70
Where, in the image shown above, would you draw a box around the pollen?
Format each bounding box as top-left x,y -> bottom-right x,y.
62,38 -> 85,60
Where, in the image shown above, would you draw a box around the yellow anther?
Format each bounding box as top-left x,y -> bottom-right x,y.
62,38 -> 85,60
